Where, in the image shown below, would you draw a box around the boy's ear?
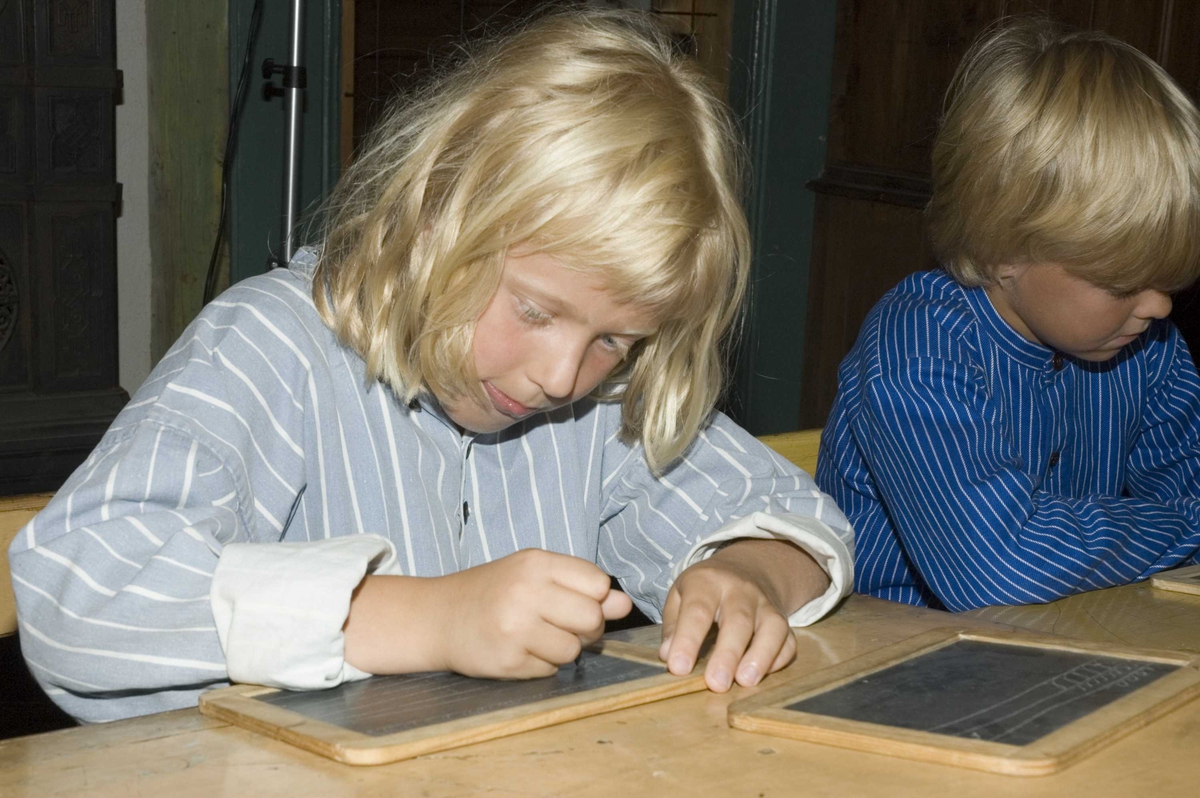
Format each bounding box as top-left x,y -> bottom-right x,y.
992,261 -> 1026,285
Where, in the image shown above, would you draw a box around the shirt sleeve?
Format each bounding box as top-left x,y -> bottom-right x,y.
8,421 -> 243,722
1126,327 -> 1200,508
854,355 -> 1200,612
595,412 -> 855,625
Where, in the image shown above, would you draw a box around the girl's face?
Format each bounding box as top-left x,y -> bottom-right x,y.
985,262 -> 1172,361
440,250 -> 657,434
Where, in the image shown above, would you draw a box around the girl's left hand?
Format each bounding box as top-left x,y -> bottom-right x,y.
658,538 -> 829,692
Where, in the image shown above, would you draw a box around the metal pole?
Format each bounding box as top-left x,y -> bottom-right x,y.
282,0 -> 305,263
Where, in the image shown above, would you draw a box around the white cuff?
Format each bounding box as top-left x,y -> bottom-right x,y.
670,512 -> 853,627
210,534 -> 402,689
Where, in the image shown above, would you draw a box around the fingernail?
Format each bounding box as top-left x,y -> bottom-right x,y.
738,664 -> 761,686
711,668 -> 732,692
669,654 -> 690,674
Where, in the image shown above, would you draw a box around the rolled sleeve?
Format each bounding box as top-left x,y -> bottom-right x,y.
211,534 -> 402,689
670,511 -> 854,627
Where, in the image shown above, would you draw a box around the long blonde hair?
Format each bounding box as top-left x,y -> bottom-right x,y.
313,9 -> 750,471
928,18 -> 1200,293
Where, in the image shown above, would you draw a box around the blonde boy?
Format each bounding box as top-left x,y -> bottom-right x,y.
817,20 -> 1200,610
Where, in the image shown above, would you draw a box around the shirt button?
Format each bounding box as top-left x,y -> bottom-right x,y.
1048,451 -> 1060,468
462,501 -> 470,524
1052,353 -> 1065,370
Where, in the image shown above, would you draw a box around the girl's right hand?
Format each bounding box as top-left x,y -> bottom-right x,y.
342,549 -> 632,678
439,549 -> 633,678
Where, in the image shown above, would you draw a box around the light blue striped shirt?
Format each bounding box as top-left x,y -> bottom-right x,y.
9,249 -> 853,722
817,270 -> 1200,611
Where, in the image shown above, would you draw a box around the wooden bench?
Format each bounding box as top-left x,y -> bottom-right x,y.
757,428 -> 822,475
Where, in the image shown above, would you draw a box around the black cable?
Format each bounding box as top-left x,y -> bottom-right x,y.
204,0 -> 266,306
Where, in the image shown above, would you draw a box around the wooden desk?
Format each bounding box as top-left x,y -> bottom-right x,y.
963,581 -> 1200,654
2,595 -> 1198,797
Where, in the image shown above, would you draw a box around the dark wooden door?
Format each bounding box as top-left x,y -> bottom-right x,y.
800,1 -> 1200,429
0,0 -> 128,495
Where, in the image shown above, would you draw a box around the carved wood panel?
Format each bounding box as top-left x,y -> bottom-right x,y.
801,0 -> 1200,429
0,0 -> 125,495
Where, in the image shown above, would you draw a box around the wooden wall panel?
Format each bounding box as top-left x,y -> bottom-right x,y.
799,195 -> 933,429
802,0 -> 1200,429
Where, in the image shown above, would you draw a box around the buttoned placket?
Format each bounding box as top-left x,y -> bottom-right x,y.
458,433 -> 474,537
1044,353 -> 1068,482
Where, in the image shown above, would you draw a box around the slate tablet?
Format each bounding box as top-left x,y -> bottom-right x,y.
199,639 -> 704,765
727,628 -> 1200,776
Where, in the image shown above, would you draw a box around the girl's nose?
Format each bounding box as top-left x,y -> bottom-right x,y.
533,339 -> 587,402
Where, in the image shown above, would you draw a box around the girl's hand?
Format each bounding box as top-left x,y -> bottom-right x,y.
658,538 -> 830,692
440,549 -> 633,678
343,549 -> 632,678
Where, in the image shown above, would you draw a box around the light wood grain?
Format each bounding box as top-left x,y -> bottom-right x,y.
0,493 -> 53,636
8,596 -> 1200,797
757,429 -> 823,474
199,640 -> 706,766
965,581 -> 1200,654
728,627 -> 1200,776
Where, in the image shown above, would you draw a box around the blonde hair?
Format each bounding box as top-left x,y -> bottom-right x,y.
313,9 -> 750,471
928,18 -> 1200,293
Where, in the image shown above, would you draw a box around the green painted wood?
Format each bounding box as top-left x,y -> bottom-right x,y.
228,0 -> 342,285
146,1 -> 230,361
726,0 -> 836,435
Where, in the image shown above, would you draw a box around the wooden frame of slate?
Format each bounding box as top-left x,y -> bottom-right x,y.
198,639 -> 704,765
1150,564 -> 1200,596
727,628 -> 1200,777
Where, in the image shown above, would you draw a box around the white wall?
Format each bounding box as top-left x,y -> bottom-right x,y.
116,0 -> 152,395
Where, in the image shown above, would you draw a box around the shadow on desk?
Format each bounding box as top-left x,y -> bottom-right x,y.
0,633 -> 76,740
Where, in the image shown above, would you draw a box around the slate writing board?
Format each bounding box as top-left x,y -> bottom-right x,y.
256,650 -> 665,737
785,639 -> 1176,746
728,628 -> 1200,777
1150,563 -> 1200,596
199,639 -> 706,766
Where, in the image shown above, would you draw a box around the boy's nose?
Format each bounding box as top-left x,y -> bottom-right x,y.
1136,289 -> 1172,320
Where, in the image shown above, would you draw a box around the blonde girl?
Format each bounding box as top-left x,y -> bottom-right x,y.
10,9 -> 853,722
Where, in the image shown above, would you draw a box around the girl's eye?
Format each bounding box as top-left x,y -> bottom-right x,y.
517,298 -> 552,324
599,335 -> 632,359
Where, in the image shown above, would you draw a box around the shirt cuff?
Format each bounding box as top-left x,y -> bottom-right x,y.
210,534 -> 402,689
670,512 -> 854,627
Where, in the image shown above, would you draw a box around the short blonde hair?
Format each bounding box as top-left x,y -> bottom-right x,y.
313,9 -> 750,471
928,18 -> 1200,293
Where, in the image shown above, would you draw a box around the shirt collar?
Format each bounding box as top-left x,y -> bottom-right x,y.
962,283 -> 1061,371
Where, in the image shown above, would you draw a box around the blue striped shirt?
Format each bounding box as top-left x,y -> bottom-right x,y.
816,270 -> 1200,611
9,249 -> 853,722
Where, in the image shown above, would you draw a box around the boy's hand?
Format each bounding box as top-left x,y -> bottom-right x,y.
659,538 -> 829,692
344,549 -> 632,678
439,549 -> 633,678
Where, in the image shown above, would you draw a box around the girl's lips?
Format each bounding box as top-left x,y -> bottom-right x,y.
484,381 -> 533,418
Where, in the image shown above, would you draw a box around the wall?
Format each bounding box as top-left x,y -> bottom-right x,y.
116,0 -> 151,395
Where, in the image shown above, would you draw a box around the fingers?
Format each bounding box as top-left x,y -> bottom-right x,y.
540,583 -> 607,638
768,630 -> 797,674
659,587 -> 682,661
733,613 -> 793,688
703,602 -> 756,692
543,551 -> 613,603
600,588 -> 633,620
523,621 -> 585,671
662,588 -> 719,677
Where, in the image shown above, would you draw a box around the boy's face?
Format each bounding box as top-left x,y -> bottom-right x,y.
440,249 -> 656,434
985,262 -> 1172,362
